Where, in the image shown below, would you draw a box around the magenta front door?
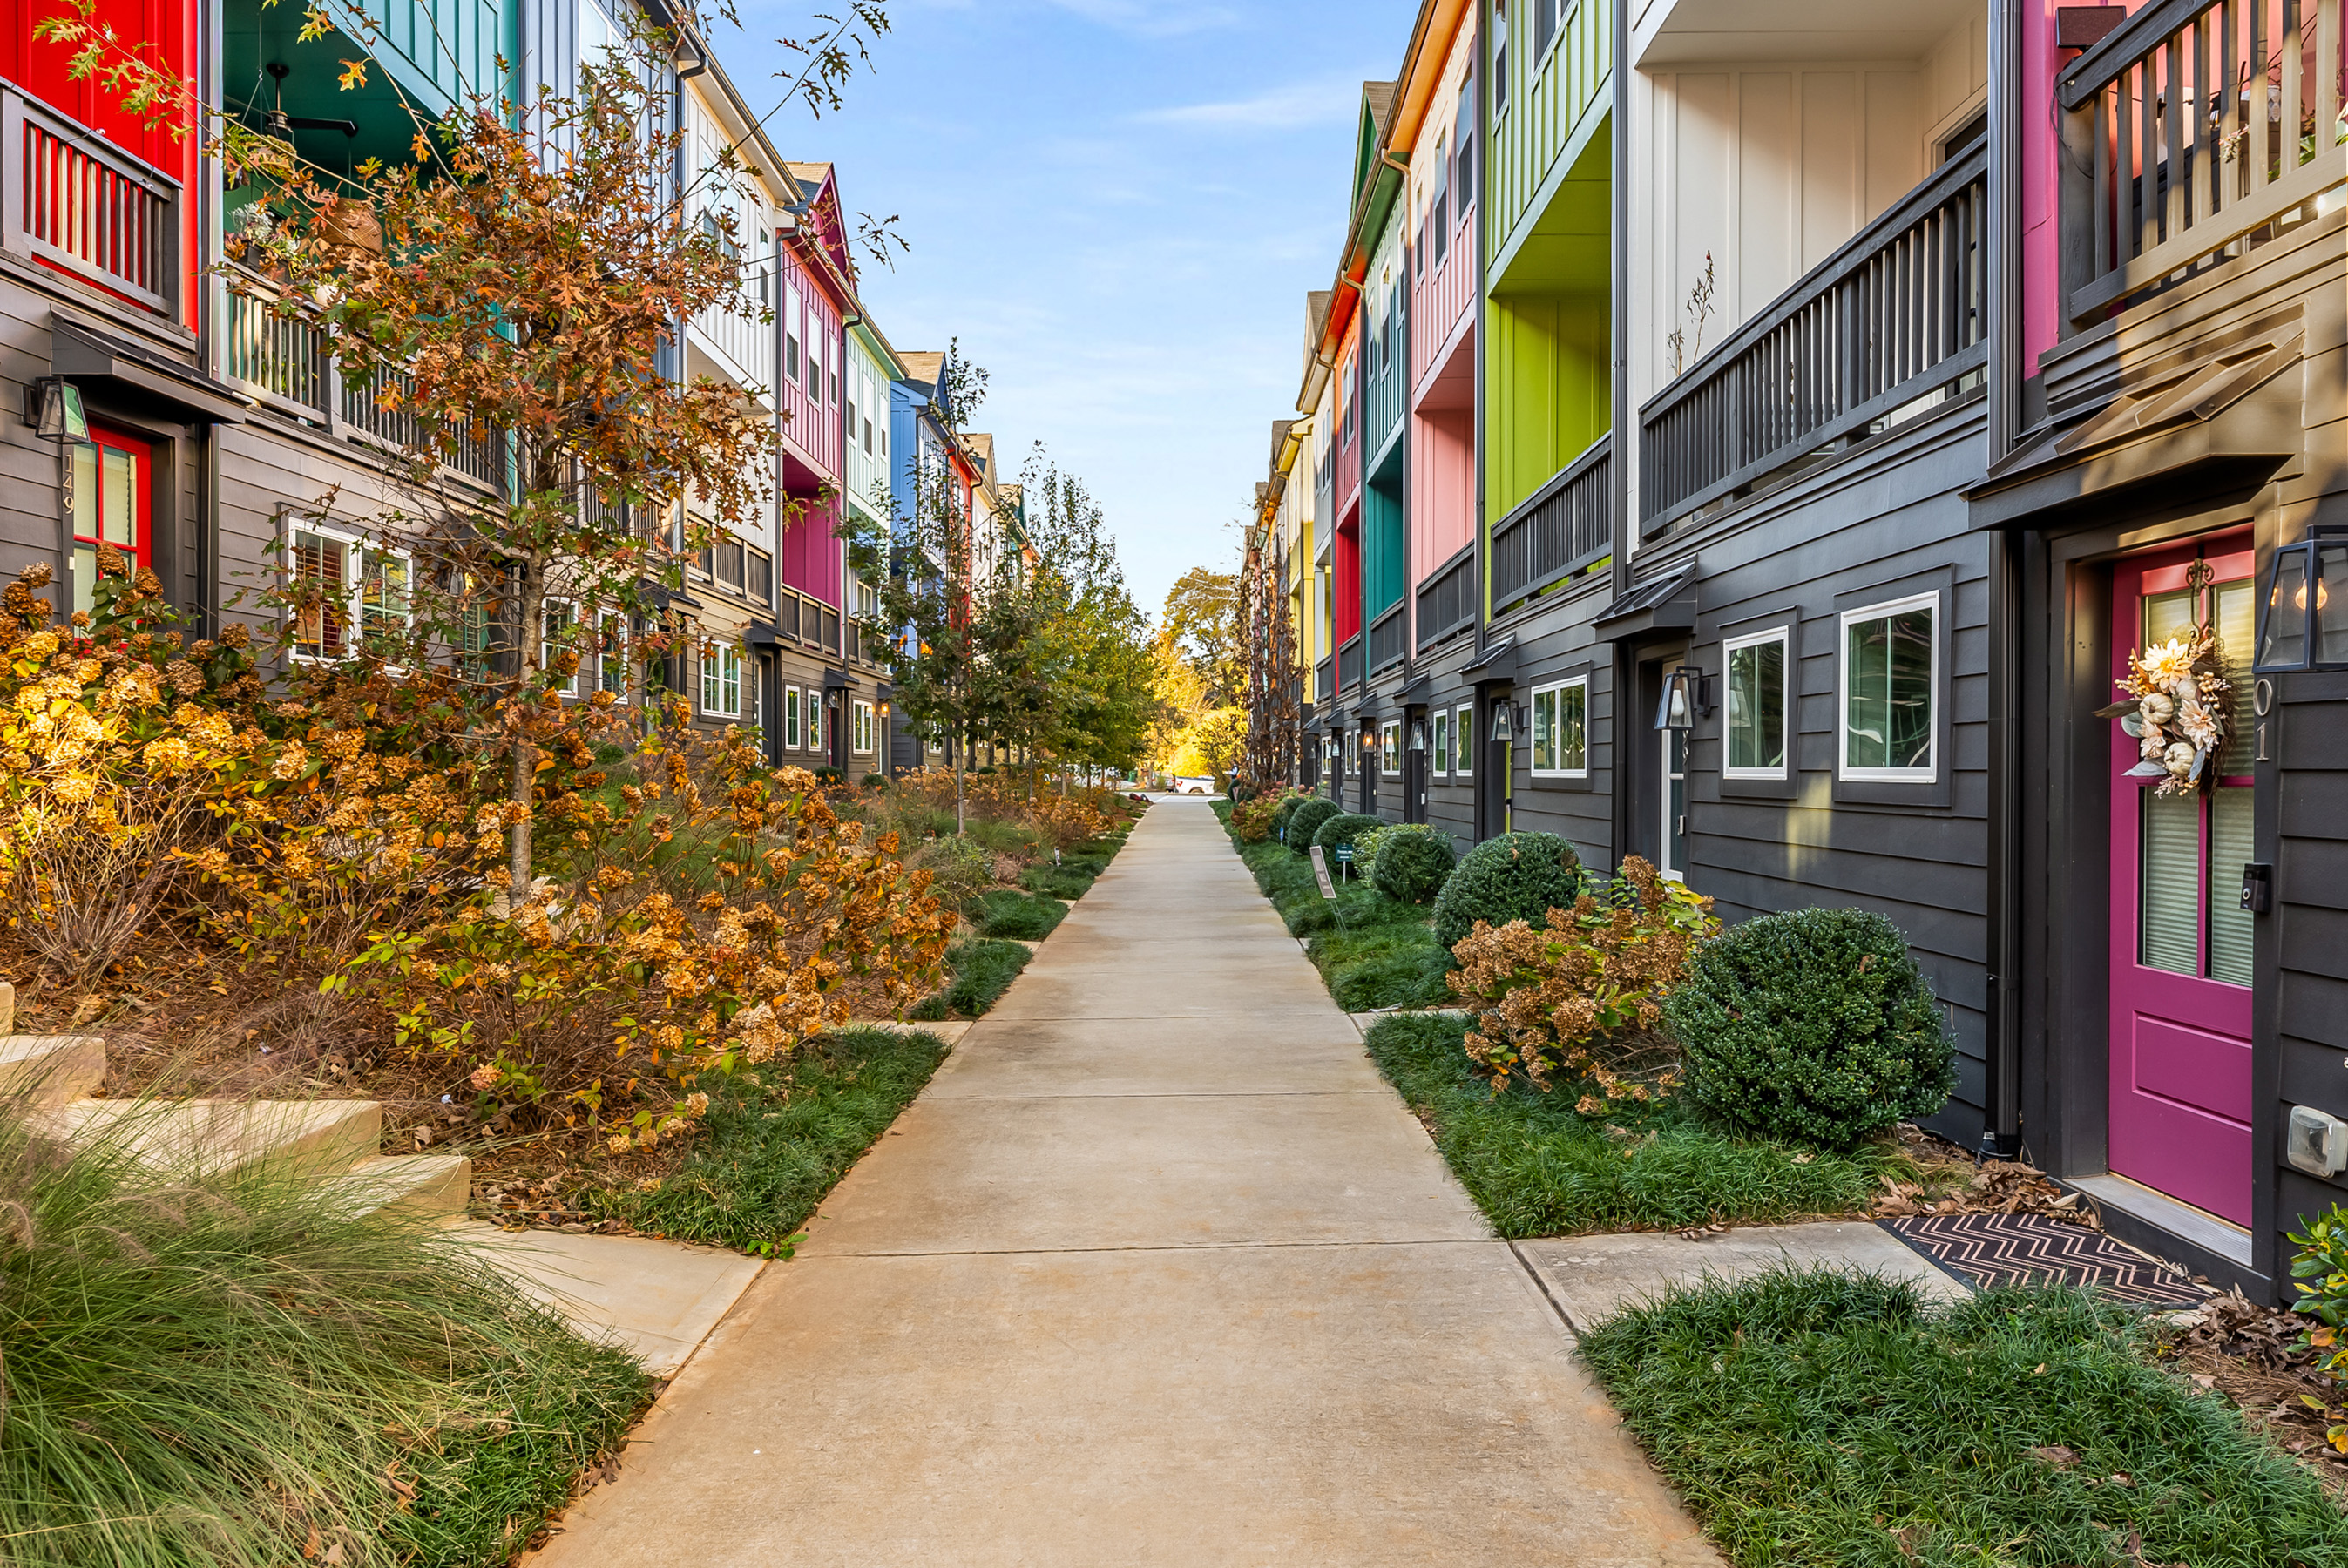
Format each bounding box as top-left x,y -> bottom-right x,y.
2108,543 -> 2256,1227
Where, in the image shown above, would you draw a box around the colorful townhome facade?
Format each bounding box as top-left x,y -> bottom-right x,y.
1263,0 -> 2348,1304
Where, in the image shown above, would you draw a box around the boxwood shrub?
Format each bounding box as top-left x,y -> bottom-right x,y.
1371,827 -> 1458,904
1269,793 -> 1309,839
1663,906 -> 1954,1149
1286,796 -> 1341,855
1430,831 -> 1583,950
1310,813 -> 1385,875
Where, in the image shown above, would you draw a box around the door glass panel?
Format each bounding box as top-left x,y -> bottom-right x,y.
2208,786 -> 2254,986
2139,789 -> 2201,976
2212,578 -> 2254,776
1662,727 -> 1687,879
100,447 -> 136,546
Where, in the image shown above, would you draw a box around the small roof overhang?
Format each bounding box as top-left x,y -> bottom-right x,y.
1594,568 -> 1699,642
52,313 -> 248,425
1460,637 -> 1518,685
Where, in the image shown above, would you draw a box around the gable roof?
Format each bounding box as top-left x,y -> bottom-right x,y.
897,350 -> 945,391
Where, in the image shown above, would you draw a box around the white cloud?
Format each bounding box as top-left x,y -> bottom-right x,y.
1043,0 -> 1241,39
1133,78 -> 1357,131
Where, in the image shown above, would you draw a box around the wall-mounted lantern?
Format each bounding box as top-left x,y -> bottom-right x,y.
25,376 -> 85,442
2256,532 -> 2348,672
1409,720 -> 1427,752
1654,666 -> 1714,731
1489,702 -> 1514,744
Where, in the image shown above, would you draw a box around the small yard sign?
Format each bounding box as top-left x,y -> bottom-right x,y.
1309,845 -> 1337,901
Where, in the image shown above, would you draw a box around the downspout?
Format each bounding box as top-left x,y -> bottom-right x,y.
1607,0 -> 1634,866
1472,0 -> 1492,841
1980,0 -> 2025,1159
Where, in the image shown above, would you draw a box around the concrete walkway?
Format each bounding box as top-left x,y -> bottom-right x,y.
530,801 -> 1719,1567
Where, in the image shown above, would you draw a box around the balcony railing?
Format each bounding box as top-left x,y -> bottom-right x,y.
1416,543 -> 1478,649
2058,0 -> 2345,328
220,264 -> 507,494
1,84 -> 179,316
1490,436 -> 1611,613
1639,142 -> 1988,534
1367,601 -> 1406,676
1316,655 -> 1335,704
1337,634 -> 1363,694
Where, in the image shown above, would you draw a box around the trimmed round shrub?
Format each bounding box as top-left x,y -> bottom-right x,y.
1286,796 -> 1342,855
1663,906 -> 1955,1150
1270,793 -> 1310,838
1372,828 -> 1458,903
1309,813 -> 1384,870
1431,831 -> 1584,950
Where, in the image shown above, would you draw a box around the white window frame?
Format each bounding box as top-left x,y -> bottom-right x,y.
1431,708 -> 1451,776
288,522 -> 409,664
700,641 -> 742,719
1837,591 -> 1939,783
1452,703 -> 1474,776
1528,676 -> 1587,778
1381,720 -> 1401,777
542,598 -> 583,697
1722,627 -> 1790,780
852,699 -> 874,755
596,608 -> 630,701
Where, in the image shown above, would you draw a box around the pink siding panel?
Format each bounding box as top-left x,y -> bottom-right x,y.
780,494 -> 843,608
1411,202 -> 1476,386
776,248 -> 845,482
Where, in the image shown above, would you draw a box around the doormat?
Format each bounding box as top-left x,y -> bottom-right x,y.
1879,1212 -> 2210,1307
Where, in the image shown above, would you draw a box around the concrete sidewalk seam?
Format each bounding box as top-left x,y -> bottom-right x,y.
1509,1238 -> 1583,1337
801,1236 -> 1510,1260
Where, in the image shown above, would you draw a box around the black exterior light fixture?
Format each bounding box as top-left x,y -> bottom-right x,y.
1489,701 -> 1514,743
26,376 -> 86,441
1655,666 -> 1713,731
1409,719 -> 1427,752
2256,529 -> 2348,672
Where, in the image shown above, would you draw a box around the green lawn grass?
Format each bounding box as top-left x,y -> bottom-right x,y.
580,1026 -> 951,1253
973,889 -> 1068,940
1218,808 -> 1455,1010
1580,1268 -> 2348,1568
909,938 -> 1032,1019
1363,1013 -> 1899,1236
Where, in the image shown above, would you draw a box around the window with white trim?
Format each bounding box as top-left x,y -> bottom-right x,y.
1453,703 -> 1474,775
1431,708 -> 1451,776
700,642 -> 741,718
598,609 -> 630,700
291,525 -> 409,661
1723,628 -> 1790,778
852,700 -> 874,754
785,280 -> 802,383
542,599 -> 581,696
1838,594 -> 1936,781
812,691 -> 829,753
784,685 -> 802,749
1529,677 -> 1587,776
1381,720 -> 1401,776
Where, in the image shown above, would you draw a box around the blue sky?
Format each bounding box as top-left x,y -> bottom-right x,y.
718,0 -> 1418,618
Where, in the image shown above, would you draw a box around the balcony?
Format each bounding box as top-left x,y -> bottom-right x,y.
691,274 -> 776,397
220,264 -> 506,494
1337,634 -> 1363,695
1367,602 -> 1407,677
1,84 -> 179,317
1316,655 -> 1335,705
2057,0 -> 2346,330
1638,141 -> 1988,535
1490,436 -> 1611,614
1416,543 -> 1477,650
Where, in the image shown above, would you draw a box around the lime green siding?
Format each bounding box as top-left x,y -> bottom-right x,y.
1485,0 -> 1611,254
1485,291 -> 1607,524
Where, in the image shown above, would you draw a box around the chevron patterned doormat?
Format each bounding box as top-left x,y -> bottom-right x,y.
1879,1213 -> 2210,1307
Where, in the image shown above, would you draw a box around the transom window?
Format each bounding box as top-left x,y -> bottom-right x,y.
1724,628 -> 1790,779
1529,677 -> 1587,776
1838,593 -> 1936,781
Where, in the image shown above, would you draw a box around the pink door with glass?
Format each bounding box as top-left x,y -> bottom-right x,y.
2108,541 -> 2256,1227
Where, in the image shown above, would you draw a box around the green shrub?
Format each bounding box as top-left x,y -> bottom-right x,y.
1286,796 -> 1341,855
2289,1207 -> 2348,1394
861,772 -> 888,788
1663,906 -> 1954,1149
1269,794 -> 1306,837
974,889 -> 1067,940
1370,826 -> 1457,903
1309,812 -> 1384,867
1021,862 -> 1094,899
910,833 -> 992,916
1430,831 -> 1583,950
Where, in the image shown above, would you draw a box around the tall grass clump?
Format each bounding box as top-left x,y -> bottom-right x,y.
0,1098 -> 646,1568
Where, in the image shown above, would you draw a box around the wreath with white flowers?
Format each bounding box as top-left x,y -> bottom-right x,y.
2096,570 -> 2232,797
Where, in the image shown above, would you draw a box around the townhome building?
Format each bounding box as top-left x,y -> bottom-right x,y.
1262,0 -> 2347,1304
886,348 -> 990,773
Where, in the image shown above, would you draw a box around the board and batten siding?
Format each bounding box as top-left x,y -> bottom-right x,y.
1485,0 -> 1612,264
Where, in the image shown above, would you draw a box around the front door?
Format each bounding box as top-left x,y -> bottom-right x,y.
2108,543 -> 2256,1227
1359,724 -> 1377,814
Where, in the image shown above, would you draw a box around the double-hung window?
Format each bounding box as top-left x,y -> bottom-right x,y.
785,280 -> 802,383
852,700 -> 874,754
1529,677 -> 1587,777
700,642 -> 741,718
598,610 -> 630,700
1431,709 -> 1451,776
1492,0 -> 1508,118
784,686 -> 802,749
1452,703 -> 1474,775
292,524 -> 409,661
542,599 -> 580,697
1839,594 -> 1936,781
1723,629 -> 1790,778
1381,720 -> 1401,776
